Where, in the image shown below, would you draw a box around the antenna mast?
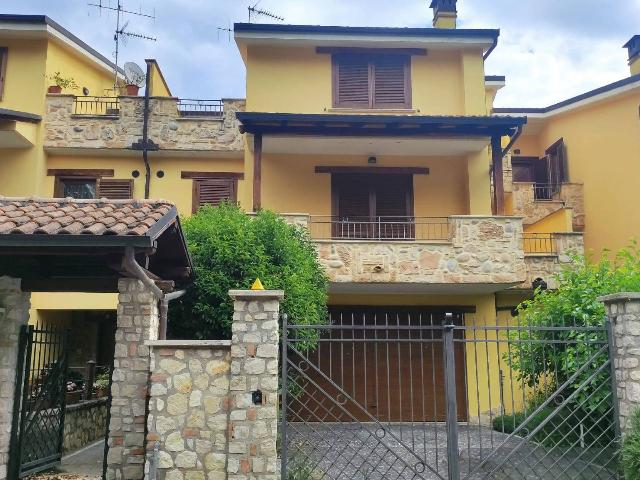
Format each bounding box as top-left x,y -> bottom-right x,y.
88,0 -> 157,92
248,2 -> 284,22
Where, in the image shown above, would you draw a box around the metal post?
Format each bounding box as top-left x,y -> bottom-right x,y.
8,325 -> 29,480
280,313 -> 288,480
84,360 -> 96,401
606,319 -> 622,439
443,315 -> 460,480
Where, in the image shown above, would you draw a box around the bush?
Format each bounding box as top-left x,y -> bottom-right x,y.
622,408 -> 640,479
168,203 -> 328,339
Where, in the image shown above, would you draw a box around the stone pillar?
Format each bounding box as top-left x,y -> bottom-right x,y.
107,279 -> 159,480
227,290 -> 283,480
0,277 -> 30,480
600,292 -> 640,432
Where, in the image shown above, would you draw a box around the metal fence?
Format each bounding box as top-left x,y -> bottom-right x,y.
523,233 -> 557,254
534,183 -> 559,201
177,99 -> 224,117
308,216 -> 450,241
72,96 -> 120,116
280,311 -> 620,479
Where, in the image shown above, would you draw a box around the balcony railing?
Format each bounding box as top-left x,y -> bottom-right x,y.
177,99 -> 223,117
308,216 -> 450,241
73,96 -> 120,116
533,183 -> 559,201
523,233 -> 557,254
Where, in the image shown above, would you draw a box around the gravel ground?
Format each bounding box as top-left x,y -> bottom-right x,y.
285,423 -> 618,479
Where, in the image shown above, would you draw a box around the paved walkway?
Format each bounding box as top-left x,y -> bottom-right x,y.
58,441 -> 105,478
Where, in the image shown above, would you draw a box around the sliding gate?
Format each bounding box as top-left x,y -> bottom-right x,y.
280,311 -> 621,479
9,325 -> 70,478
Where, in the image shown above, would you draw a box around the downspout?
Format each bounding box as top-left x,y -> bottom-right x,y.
502,125 -> 523,158
483,36 -> 498,61
142,61 -> 152,199
158,290 -> 186,340
123,246 -> 163,298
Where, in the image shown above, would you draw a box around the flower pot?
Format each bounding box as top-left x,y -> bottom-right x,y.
125,84 -> 140,96
48,85 -> 62,94
95,386 -> 109,398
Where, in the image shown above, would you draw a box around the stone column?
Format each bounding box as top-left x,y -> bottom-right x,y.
0,277 -> 30,480
600,292 -> 640,432
227,290 -> 283,480
106,278 -> 160,480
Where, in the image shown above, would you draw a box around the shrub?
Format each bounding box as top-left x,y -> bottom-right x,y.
622,408 -> 640,480
168,203 -> 328,339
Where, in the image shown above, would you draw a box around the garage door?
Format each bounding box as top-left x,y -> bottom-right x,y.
289,306 -> 468,422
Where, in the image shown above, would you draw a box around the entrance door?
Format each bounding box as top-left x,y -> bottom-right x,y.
290,306 -> 468,422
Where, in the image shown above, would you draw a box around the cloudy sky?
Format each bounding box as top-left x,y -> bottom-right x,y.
6,0 -> 640,107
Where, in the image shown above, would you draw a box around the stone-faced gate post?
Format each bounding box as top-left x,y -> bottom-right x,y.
227,290 -> 282,480
600,292 -> 640,433
106,278 -> 160,480
0,277 -> 30,480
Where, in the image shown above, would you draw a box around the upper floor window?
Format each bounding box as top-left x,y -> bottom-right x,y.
54,176 -> 133,200
332,54 -> 411,109
0,47 -> 8,101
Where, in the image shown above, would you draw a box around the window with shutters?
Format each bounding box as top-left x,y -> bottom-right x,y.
331,174 -> 414,239
0,48 -> 7,101
193,178 -> 237,213
333,54 -> 411,109
54,177 -> 133,200
97,179 -> 134,199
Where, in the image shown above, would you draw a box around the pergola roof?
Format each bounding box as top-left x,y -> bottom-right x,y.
0,198 -> 193,292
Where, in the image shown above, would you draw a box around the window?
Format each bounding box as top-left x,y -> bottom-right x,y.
54,176 -> 133,199
333,54 -> 411,109
0,47 -> 7,101
192,178 -> 237,213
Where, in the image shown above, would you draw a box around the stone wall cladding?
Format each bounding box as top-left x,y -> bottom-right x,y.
64,399 -> 109,454
560,183 -> 585,231
106,278 -> 159,480
521,233 -> 584,289
0,277 -> 30,480
600,293 -> 640,432
44,95 -> 245,153
315,216 -> 527,286
510,182 -> 585,231
145,343 -> 231,480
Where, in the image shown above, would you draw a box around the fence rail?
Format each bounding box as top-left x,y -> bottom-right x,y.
523,233 -> 557,254
177,98 -> 223,117
534,183 -> 559,201
72,96 -> 120,116
308,216 -> 450,241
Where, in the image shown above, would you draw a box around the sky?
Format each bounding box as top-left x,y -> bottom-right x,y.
4,0 -> 640,107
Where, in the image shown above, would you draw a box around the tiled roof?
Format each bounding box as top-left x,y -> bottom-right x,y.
0,197 -> 174,236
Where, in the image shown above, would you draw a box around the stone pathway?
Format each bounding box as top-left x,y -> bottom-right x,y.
59,441 -> 105,478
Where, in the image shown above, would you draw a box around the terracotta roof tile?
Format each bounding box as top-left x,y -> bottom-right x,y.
0,197 -> 175,237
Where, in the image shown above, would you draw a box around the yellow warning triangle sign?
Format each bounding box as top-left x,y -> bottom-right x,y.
251,278 -> 265,290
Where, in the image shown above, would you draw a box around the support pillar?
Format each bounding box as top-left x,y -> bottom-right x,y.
252,133 -> 263,212
0,277 -> 30,480
106,278 -> 159,480
600,292 -> 640,433
491,135 -> 505,216
227,289 -> 283,480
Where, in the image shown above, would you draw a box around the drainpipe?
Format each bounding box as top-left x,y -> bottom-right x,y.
502,125 -> 523,158
142,61 -> 152,199
158,289 -> 186,340
122,246 -> 164,298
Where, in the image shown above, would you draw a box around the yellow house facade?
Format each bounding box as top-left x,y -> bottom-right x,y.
1,0 -> 636,420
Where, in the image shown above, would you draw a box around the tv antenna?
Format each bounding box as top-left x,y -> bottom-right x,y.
217,22 -> 233,43
248,1 -> 284,22
88,0 -> 157,92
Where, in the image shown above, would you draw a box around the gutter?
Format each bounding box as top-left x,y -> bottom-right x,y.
502,125 -> 523,158
122,246 -> 163,298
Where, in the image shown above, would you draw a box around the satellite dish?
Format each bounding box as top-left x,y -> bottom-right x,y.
124,62 -> 145,86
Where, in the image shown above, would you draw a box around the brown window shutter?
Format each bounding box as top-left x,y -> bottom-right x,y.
373,57 -> 410,109
334,56 -> 371,108
193,179 -> 237,213
97,179 -> 133,199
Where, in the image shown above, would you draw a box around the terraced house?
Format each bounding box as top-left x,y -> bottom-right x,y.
0,0 -> 638,435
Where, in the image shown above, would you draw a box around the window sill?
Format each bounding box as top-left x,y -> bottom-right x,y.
327,108 -> 419,114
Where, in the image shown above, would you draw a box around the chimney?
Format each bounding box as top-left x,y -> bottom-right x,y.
430,0 -> 457,29
624,35 -> 640,76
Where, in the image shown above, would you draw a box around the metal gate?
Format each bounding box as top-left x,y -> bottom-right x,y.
280,312 -> 621,479
9,325 -> 70,478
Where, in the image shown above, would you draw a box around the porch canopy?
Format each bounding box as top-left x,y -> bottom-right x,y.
0,197 -> 193,292
0,107 -> 41,148
236,112 -> 527,213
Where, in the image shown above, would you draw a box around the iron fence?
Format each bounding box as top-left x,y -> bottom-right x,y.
72,96 -> 120,116
177,98 -> 224,117
534,183 -> 558,201
308,216 -> 450,241
523,233 -> 557,255
280,311 -> 620,479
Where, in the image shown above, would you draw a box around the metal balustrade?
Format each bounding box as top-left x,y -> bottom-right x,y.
523,233 -> 557,254
177,98 -> 224,117
308,216 -> 450,241
72,96 -> 120,116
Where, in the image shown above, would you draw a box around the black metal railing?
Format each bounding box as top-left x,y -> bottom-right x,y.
534,183 -> 559,201
73,96 -> 120,116
177,99 -> 224,117
308,216 -> 450,241
523,233 -> 557,254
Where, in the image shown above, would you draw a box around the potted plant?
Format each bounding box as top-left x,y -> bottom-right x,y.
93,371 -> 111,398
47,71 -> 79,94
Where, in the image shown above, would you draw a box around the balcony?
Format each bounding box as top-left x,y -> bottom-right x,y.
279,214 -> 527,292
509,182 -> 585,231
44,95 -> 245,154
521,232 -> 584,290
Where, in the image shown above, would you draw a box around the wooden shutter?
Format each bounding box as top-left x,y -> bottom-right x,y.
97,179 -> 133,199
372,57 -> 410,109
0,48 -> 7,101
545,138 -> 567,187
193,178 -> 236,213
334,55 -> 370,108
